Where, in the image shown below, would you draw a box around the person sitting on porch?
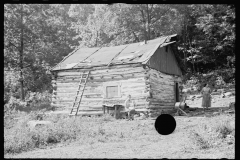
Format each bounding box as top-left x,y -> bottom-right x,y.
124,94 -> 136,120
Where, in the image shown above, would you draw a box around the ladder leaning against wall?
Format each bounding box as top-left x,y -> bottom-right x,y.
69,71 -> 90,116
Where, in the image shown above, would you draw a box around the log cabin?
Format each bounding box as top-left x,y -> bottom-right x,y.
50,34 -> 183,116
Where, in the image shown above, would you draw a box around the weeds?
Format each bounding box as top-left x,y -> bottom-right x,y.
191,131 -> 211,149
190,113 -> 235,150
5,111 -> 235,155
4,114 -> 117,154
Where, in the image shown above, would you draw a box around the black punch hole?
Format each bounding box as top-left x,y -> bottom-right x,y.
155,114 -> 176,135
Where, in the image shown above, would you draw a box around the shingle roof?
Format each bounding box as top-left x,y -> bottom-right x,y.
51,34 -> 177,71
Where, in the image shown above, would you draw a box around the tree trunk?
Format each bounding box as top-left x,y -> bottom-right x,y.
146,4 -> 151,40
132,31 -> 140,42
186,23 -> 195,74
96,31 -> 98,47
140,9 -> 148,41
20,4 -> 25,101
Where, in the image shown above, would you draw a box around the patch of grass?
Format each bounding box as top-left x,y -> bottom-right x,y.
190,131 -> 212,149
190,113 -> 235,150
4,114 -> 122,154
100,114 -> 115,122
213,119 -> 235,139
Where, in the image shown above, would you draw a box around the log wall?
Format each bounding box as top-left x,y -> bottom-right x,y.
144,65 -> 182,112
51,64 -> 149,113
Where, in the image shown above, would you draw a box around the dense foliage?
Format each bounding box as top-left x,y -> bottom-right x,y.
4,4 -> 235,104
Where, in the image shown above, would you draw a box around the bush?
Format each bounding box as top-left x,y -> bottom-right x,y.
4,70 -> 20,104
4,91 -> 53,114
25,91 -> 52,111
4,97 -> 27,116
191,131 -> 211,149
214,119 -> 235,139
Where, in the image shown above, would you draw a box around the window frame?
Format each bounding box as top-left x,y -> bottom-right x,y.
103,82 -> 122,99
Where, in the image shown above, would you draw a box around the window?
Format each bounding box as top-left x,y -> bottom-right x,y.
106,86 -> 118,98
103,82 -> 121,98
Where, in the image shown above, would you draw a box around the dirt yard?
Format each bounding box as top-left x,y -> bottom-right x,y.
5,95 -> 235,159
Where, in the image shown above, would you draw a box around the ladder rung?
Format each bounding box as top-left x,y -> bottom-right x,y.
73,101 -> 81,104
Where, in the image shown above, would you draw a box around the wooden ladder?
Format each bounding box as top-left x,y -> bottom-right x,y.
69,71 -> 90,116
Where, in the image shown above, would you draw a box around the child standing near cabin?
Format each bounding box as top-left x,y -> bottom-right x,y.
124,95 -> 136,120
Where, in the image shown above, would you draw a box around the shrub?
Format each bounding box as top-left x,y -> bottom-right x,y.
191,131 -> 211,149
4,97 -> 27,116
25,91 -> 52,111
4,70 -> 20,104
214,119 -> 235,139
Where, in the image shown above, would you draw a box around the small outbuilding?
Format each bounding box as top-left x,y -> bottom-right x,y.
50,34 -> 183,115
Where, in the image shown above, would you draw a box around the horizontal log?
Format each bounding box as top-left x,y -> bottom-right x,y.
53,97 -> 103,102
57,65 -> 144,76
77,109 -> 103,112
57,71 -> 144,79
151,89 -> 173,95
55,91 -> 149,99
56,92 -> 103,96
56,78 -> 141,83
56,83 -> 103,88
54,102 -> 103,107
58,70 -> 144,78
56,76 -> 145,84
149,77 -> 174,86
146,98 -> 173,102
147,68 -> 174,79
68,108 -> 104,112
58,74 -> 144,81
76,112 -> 104,116
55,80 -> 145,88
55,64 -> 142,73
61,97 -> 103,102
56,84 -> 145,93
57,74 -> 143,81
151,96 -> 174,102
61,105 -> 103,109
148,105 -> 175,109
59,102 -> 103,107
149,102 -> 175,105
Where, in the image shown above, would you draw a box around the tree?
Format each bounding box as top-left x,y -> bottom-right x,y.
4,4 -> 38,100
4,4 -> 78,99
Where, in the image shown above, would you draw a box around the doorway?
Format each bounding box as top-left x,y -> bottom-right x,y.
175,82 -> 180,102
